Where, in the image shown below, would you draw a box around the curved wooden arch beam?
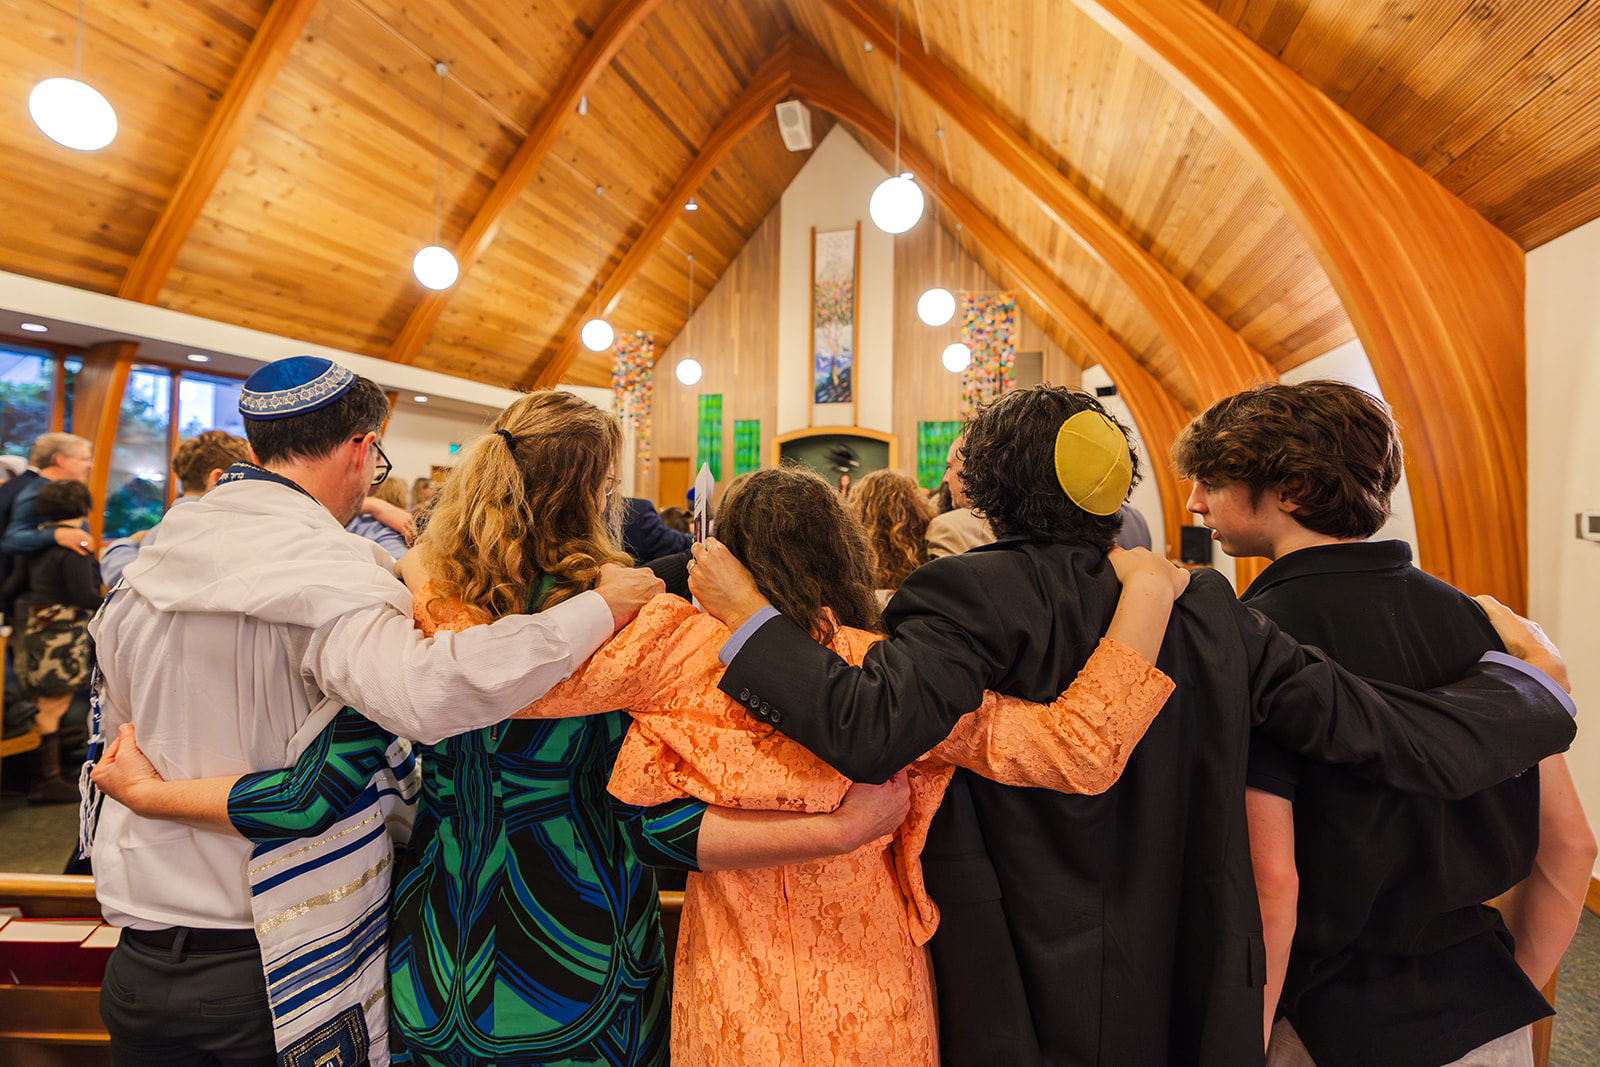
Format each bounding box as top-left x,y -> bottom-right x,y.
1074,0 -> 1527,608
527,46 -> 794,388
391,0 -> 664,366
790,52 -> 1192,554
119,0 -> 320,304
813,0 -> 1274,406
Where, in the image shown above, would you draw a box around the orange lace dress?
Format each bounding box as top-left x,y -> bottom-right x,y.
519,594 -> 1174,1067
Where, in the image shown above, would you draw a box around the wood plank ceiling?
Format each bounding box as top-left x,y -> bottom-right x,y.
1,0 -> 1598,396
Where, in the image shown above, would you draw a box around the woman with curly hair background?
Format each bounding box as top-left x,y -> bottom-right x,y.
849,468 -> 935,597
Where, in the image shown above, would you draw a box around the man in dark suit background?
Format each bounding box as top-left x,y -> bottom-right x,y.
686,384 -> 1576,1067
619,495 -> 692,565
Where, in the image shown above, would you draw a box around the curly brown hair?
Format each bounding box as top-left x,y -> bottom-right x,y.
1172,380 -> 1401,541
172,431 -> 250,494
714,466 -> 881,644
962,385 -> 1140,549
414,391 -> 629,618
849,469 -> 933,590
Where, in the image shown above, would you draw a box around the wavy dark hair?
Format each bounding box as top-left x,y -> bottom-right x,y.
961,385 -> 1140,550
714,466 -> 881,644
1172,380 -> 1402,540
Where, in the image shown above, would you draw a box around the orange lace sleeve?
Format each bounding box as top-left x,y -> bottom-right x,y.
605,627 -> 877,814
928,637 -> 1174,794
509,593 -> 693,719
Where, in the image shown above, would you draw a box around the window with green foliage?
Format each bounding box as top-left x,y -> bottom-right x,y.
103,366 -> 172,539
177,372 -> 246,440
0,348 -> 56,460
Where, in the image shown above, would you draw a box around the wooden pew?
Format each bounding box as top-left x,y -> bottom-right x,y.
0,874 -> 688,1065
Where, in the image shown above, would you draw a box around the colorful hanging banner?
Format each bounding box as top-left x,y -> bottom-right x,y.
734,420 -> 761,477
916,420 -> 962,490
696,394 -> 723,481
960,293 -> 1018,416
610,331 -> 655,473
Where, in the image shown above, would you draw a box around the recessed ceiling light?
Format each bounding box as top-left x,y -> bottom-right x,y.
19,323 -> 48,333
186,353 -> 211,362
413,395 -> 429,403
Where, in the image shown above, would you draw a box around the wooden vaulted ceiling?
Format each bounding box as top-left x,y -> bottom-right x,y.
5,0 -> 1598,399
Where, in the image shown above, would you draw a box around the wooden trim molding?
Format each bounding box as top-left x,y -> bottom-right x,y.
527,43 -> 795,387
1073,0 -> 1529,610
1586,874 -> 1600,917
391,0 -> 666,366
771,426 -> 899,471
118,0 -> 320,304
71,341 -> 138,544
813,0 -> 1275,406
790,48 -> 1192,555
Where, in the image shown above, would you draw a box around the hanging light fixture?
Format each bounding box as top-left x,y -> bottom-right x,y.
684,196 -> 699,211
29,0 -> 116,151
581,186 -> 614,351
675,253 -> 702,385
868,0 -> 924,235
413,63 -> 459,290
917,129 -> 954,326
942,221 -> 969,373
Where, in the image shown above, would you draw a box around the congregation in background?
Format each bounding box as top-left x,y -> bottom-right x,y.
0,356 -> 1590,1067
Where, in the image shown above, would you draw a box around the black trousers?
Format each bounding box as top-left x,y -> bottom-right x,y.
100,929 -> 276,1067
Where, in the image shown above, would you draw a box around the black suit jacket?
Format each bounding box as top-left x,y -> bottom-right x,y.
718,540 -> 1574,1067
619,496 -> 692,565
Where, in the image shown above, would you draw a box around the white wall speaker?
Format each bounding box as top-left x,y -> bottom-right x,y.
775,100 -> 813,152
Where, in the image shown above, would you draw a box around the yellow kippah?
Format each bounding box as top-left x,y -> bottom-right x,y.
1054,410 -> 1133,516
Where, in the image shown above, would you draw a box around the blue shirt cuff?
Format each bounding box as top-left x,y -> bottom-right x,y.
719,605 -> 780,665
1480,650 -> 1578,719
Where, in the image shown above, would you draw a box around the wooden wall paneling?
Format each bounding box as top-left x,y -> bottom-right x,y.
808,0 -> 1278,405
118,0 -> 320,304
790,53 -> 1192,555
1075,0 -> 1529,607
891,213 -> 1081,476
527,43 -> 795,388
646,206 -> 782,504
388,0 -> 666,365
70,341 -> 138,544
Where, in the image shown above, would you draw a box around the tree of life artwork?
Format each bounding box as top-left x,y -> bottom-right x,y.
812,228 -> 857,404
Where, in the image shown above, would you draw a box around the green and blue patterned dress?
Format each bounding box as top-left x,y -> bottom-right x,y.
226,580 -> 705,1066
386,711 -> 703,1066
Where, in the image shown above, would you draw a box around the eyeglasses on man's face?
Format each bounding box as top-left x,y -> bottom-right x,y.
354,436 -> 391,487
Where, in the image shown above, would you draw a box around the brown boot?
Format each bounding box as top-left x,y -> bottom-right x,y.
28,732 -> 80,806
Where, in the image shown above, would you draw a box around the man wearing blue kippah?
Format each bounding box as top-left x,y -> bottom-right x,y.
81,356 -> 662,1067
687,384 -> 1578,1067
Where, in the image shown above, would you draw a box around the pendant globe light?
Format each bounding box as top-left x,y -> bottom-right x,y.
412,63 -> 459,290
581,186 -> 615,351
29,0 -> 116,151
916,131 -> 955,326
941,222 -> 969,373
867,0 -> 923,235
675,254 -> 703,385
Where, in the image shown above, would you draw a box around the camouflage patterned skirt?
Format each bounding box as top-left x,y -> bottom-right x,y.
18,602 -> 92,698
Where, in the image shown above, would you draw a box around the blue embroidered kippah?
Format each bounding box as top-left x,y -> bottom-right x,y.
239,356 -> 356,421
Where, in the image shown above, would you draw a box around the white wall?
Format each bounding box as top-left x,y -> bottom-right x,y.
1527,214 -> 1600,878
777,126 -> 896,435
